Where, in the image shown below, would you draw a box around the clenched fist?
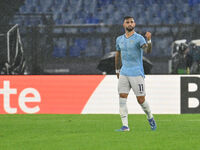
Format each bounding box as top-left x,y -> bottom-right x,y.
145,32 -> 151,40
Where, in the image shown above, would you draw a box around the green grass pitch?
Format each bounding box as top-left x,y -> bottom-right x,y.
0,114 -> 200,150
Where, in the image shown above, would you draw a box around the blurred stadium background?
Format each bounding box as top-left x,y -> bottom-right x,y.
1,1 -> 200,149
0,0 -> 200,75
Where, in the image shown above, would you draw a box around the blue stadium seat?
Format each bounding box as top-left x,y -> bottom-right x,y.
188,0 -> 200,6
159,27 -> 170,34
166,3 -> 175,11
69,38 -> 88,57
85,39 -> 102,56
105,18 -> 114,25
35,5 -> 42,13
134,0 -> 145,5
19,5 -> 27,13
43,0 -> 54,8
183,16 -> 193,24
69,45 -> 81,57
192,9 -> 200,24
53,38 -> 66,57
137,18 -> 147,25
182,3 -> 191,12
151,17 -> 162,25
144,10 -> 153,24
55,13 -> 63,25
86,13 -> 99,24
25,0 -> 34,5
151,4 -> 160,12
168,17 -> 177,24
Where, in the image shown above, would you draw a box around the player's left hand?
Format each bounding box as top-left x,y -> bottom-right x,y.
145,32 -> 151,40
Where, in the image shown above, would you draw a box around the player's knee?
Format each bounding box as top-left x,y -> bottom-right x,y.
119,93 -> 128,98
137,96 -> 145,104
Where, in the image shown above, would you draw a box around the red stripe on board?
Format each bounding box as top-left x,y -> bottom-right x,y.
0,75 -> 105,114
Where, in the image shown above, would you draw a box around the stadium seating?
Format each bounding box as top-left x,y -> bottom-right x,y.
11,0 -> 199,57
13,0 -> 199,26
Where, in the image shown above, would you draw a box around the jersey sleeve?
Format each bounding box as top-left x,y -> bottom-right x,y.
116,37 -> 121,51
139,36 -> 147,47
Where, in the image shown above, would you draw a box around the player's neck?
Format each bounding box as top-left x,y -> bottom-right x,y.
125,30 -> 135,38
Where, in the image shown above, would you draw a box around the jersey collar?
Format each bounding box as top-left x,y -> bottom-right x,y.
124,32 -> 136,39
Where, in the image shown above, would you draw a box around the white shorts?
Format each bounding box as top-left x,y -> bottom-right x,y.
118,75 -> 146,96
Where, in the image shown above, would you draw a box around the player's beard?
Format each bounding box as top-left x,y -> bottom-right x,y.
126,26 -> 134,32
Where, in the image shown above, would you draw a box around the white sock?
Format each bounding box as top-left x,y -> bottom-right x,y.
119,97 -> 128,127
140,100 -> 153,119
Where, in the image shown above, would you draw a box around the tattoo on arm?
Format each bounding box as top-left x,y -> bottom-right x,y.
115,51 -> 121,70
142,43 -> 152,53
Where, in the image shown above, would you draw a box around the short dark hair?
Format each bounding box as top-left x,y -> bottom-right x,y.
123,16 -> 134,21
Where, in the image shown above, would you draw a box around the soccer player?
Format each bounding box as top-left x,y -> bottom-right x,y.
115,16 -> 157,132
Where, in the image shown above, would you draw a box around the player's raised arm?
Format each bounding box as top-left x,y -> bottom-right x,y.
142,32 -> 152,54
115,51 -> 121,79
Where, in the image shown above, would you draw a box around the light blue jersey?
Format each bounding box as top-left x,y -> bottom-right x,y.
116,32 -> 146,77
